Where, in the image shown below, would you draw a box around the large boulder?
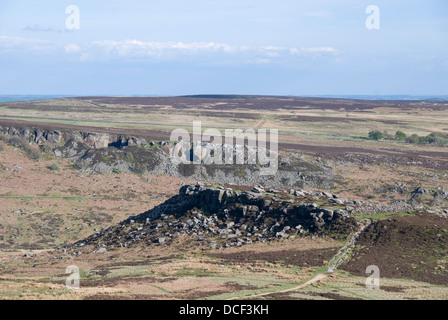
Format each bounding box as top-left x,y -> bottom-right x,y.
45,131 -> 62,143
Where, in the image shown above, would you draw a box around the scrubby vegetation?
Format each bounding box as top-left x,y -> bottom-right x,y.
395,131 -> 407,141
0,135 -> 41,160
48,163 -> 61,171
368,130 -> 384,141
368,130 -> 448,146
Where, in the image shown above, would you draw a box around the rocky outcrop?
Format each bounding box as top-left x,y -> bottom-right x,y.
0,123 -> 339,189
73,184 -> 359,250
54,139 -> 90,158
0,124 -> 143,150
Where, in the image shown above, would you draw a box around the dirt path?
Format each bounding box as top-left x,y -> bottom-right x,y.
327,221 -> 372,273
227,273 -> 329,300
254,116 -> 267,129
228,221 -> 372,300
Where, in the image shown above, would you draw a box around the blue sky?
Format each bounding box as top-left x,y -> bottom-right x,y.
0,0 -> 447,96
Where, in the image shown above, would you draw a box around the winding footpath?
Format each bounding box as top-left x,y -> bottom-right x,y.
228,220 -> 372,300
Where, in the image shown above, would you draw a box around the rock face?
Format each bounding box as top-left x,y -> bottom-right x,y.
0,123 -> 339,189
0,124 -> 138,150
54,139 -> 90,158
74,184 -> 358,250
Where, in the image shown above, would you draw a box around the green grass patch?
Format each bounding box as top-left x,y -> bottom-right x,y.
0,196 -> 35,200
354,211 -> 414,221
174,267 -> 218,277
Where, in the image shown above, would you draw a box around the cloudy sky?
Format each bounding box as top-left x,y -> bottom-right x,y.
0,0 -> 447,96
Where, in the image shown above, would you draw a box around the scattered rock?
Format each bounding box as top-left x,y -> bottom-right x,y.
96,248 -> 108,254
329,198 -> 344,205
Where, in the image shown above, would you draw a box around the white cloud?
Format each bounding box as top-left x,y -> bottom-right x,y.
291,47 -> 338,54
302,47 -> 338,53
83,40 -> 338,62
65,44 -> 80,53
89,40 -> 243,58
0,35 -> 339,65
23,25 -> 64,33
0,35 -> 57,54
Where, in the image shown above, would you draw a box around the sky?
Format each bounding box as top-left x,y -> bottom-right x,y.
0,0 -> 447,96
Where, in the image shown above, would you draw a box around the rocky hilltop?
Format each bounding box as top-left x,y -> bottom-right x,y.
73,183 -> 361,252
